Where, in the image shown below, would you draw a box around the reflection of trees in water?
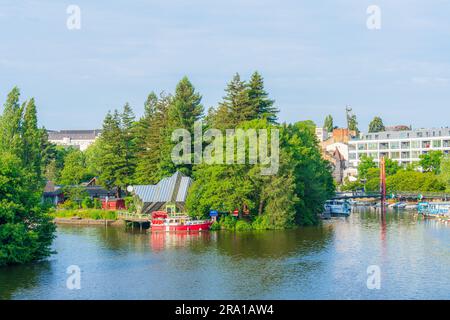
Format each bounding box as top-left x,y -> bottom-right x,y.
0,261 -> 50,299
215,226 -> 334,259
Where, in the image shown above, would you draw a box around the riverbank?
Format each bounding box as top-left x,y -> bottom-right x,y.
53,217 -> 124,226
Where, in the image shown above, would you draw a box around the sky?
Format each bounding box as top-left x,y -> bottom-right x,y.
0,0 -> 449,131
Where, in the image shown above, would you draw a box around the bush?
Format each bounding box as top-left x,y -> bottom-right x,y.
252,215 -> 271,230
124,196 -> 135,213
220,215 -> 237,230
93,198 -> 102,209
235,220 -> 253,231
59,200 -> 78,210
81,197 -> 93,209
53,209 -> 118,220
209,221 -> 221,231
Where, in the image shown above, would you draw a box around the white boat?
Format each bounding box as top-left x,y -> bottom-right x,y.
404,204 -> 418,210
324,200 -> 351,216
418,202 -> 450,217
389,202 -> 407,209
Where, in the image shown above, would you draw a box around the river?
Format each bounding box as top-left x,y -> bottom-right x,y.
1,209 -> 449,300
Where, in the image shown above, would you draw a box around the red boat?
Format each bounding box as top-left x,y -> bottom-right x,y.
150,211 -> 212,232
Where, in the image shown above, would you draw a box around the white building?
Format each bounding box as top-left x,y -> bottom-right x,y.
348,128 -> 450,169
48,130 -> 101,151
315,127 -> 328,142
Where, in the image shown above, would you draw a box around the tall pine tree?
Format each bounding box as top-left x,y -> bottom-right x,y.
248,71 -> 278,123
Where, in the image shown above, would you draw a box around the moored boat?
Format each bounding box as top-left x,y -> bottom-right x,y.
324,200 -> 351,216
418,202 -> 450,217
150,211 -> 212,232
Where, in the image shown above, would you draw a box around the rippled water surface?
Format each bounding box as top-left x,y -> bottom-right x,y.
1,210 -> 449,299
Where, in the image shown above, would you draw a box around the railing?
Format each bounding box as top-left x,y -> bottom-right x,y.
117,212 -> 150,220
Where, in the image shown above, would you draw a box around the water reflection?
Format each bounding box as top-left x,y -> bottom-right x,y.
0,261 -> 51,299
1,210 -> 449,299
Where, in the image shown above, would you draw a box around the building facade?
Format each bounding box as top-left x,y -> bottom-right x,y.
348,128 -> 450,169
48,130 -> 101,151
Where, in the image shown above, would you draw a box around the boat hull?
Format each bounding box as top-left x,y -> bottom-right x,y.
151,222 -> 212,232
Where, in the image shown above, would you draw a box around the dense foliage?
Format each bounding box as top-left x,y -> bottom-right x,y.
368,116 -> 385,133
0,88 -> 56,266
342,152 -> 450,193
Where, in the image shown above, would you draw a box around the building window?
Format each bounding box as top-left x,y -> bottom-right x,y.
349,144 -> 356,151
443,140 -> 450,148
422,141 -> 431,148
411,140 -> 420,149
432,140 -> 442,148
411,151 -> 420,159
358,143 -> 367,151
401,141 -> 410,149
368,143 -> 378,150
380,142 -> 389,150
349,153 -> 356,160
390,152 -> 400,159
368,152 -> 378,159
401,151 -> 410,159
390,142 -> 400,149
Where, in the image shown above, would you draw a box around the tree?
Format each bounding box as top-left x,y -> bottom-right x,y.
357,155 -> 377,179
0,87 -> 23,157
248,71 -> 278,123
0,88 -> 55,266
419,150 -> 443,174
186,119 -> 334,228
385,158 -> 401,176
368,116 -> 385,133
97,105 -> 137,196
22,98 -> 42,184
439,156 -> 450,191
59,149 -> 92,185
159,77 -> 204,177
134,92 -> 172,184
348,114 -> 359,134
211,73 -> 255,129
323,115 -> 333,133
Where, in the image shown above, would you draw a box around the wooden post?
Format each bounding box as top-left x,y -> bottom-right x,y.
380,156 -> 386,213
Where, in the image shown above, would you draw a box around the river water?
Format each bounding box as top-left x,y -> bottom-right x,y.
1,209 -> 449,300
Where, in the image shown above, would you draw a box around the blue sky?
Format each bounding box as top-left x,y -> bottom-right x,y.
1,0 -> 449,131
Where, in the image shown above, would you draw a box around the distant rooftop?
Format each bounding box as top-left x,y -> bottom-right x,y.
353,128 -> 450,141
48,129 -> 102,140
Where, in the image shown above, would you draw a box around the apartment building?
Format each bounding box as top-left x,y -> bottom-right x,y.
348,128 -> 450,169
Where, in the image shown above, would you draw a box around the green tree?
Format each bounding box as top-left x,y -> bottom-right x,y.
134,92 -> 172,184
0,88 -> 55,266
368,116 -> 385,133
439,156 -> 450,191
159,77 -> 204,177
357,155 -> 377,179
323,115 -> 334,133
0,87 -> 23,157
248,71 -> 278,123
97,105 -> 137,196
211,73 -> 255,129
419,150 -> 443,174
348,114 -> 359,134
59,149 -> 93,185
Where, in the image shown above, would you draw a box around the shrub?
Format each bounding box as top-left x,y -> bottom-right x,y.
59,200 -> 78,210
252,215 -> 271,230
81,197 -> 93,209
93,198 -> 102,209
235,220 -> 253,231
210,221 -> 221,231
220,215 -> 237,230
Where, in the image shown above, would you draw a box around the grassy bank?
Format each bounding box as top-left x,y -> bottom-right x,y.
51,209 -> 118,220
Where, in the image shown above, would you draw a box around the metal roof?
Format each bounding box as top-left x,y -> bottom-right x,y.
132,171 -> 192,204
